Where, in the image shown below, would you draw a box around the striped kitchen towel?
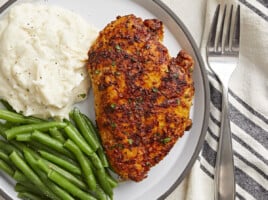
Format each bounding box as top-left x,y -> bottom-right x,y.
165,0 -> 268,200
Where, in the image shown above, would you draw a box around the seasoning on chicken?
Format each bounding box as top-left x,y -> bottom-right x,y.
87,14 -> 194,182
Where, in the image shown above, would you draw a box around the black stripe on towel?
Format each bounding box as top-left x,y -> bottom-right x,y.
236,192 -> 246,200
209,77 -> 268,126
235,167 -> 268,200
201,140 -> 216,168
200,140 -> 268,200
207,116 -> 268,167
209,83 -> 222,110
207,127 -> 219,142
208,111 -> 268,166
239,0 -> 268,21
200,164 -> 214,179
234,151 -> 268,180
209,113 -> 221,127
256,0 -> 268,8
230,104 -> 268,149
229,89 -> 268,124
208,119 -> 268,178
200,134 -> 268,199
192,169 -> 249,200
232,134 -> 268,166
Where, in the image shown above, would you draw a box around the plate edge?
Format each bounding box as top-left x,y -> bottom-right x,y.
0,0 -> 17,14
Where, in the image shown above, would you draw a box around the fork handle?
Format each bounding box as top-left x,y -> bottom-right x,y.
214,87 -> 235,200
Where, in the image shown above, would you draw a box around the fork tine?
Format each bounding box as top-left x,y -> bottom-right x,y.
217,5 -> 227,52
224,5 -> 233,51
231,5 -> 240,51
207,4 -> 220,50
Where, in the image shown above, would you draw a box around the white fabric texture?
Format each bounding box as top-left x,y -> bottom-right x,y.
0,0 -> 267,200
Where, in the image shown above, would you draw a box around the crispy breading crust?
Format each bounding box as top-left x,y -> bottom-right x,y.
87,14 -> 194,182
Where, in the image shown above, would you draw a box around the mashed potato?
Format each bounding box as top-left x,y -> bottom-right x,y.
0,3 -> 98,119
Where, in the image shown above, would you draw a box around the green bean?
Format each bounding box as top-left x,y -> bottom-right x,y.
42,175 -> 75,200
17,192 -> 45,200
38,150 -> 81,175
0,149 -> 15,168
15,183 -> 30,192
89,152 -> 104,170
49,127 -> 66,143
86,158 -> 113,198
0,140 -> 22,156
8,140 -> 27,152
0,151 -> 13,166
96,148 -> 109,168
1,121 -> 15,129
0,159 -> 14,176
48,170 -> 97,200
83,114 -> 109,168
16,133 -> 32,142
95,168 -> 113,198
69,109 -> 74,119
9,151 -> 58,200
31,130 -> 72,157
13,170 -> 28,182
0,122 -> 7,138
23,149 -> 74,200
37,158 -> 87,191
12,130 -> 76,168
64,139 -> 97,191
17,181 -> 38,189
64,125 -> 93,155
72,108 -> 99,151
0,109 -> 44,124
106,172 -> 118,188
22,148 -> 41,167
17,182 -> 46,198
5,121 -> 67,140
9,141 -> 41,161
10,151 -> 40,186
15,183 -> 44,197
94,185 -> 109,200
29,140 -> 77,165
82,114 -> 100,142
64,124 -> 104,170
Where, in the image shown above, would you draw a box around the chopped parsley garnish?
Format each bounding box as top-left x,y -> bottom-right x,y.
128,139 -> 133,145
111,122 -> 117,129
161,137 -> 171,144
173,74 -> 179,78
110,103 -> 116,109
78,93 -> 86,99
152,87 -> 158,93
115,44 -> 121,51
114,71 -> 121,76
189,67 -> 194,73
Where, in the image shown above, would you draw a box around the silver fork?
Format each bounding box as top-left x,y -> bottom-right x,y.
206,4 -> 240,200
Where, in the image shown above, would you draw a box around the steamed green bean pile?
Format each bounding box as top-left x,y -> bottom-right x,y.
0,106 -> 118,200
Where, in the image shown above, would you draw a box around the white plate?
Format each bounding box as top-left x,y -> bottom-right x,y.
0,0 -> 210,199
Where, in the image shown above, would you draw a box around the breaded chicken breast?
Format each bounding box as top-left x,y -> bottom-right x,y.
87,14 -> 194,181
